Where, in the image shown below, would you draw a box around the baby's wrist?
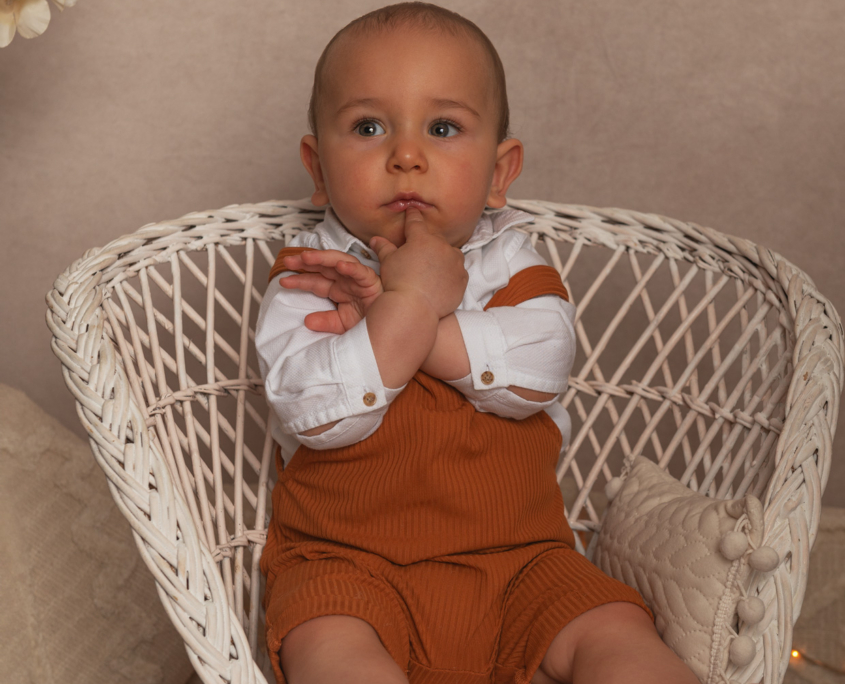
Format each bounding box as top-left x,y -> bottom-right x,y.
361,281 -> 385,313
385,287 -> 440,318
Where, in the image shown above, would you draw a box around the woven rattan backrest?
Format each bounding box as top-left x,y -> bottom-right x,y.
47,199 -> 842,683
547,217 -> 791,556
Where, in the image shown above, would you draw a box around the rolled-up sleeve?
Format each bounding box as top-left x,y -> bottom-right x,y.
454,296 -> 575,393
446,227 -> 577,423
451,295 -> 576,414
256,276 -> 401,449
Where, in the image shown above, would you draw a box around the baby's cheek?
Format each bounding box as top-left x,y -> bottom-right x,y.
458,159 -> 495,202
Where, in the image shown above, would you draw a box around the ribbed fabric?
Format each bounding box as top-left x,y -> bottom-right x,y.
262,540 -> 651,684
268,246 -> 317,282
260,260 -> 651,683
483,265 -> 568,309
268,371 -> 571,564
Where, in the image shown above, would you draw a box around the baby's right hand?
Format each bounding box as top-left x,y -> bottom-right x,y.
371,208 -> 468,318
279,250 -> 383,334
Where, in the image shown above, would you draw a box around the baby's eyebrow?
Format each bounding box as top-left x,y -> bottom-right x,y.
429,98 -> 480,119
335,97 -> 480,119
336,97 -> 381,116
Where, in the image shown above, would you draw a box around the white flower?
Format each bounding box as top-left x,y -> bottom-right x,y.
0,0 -> 76,48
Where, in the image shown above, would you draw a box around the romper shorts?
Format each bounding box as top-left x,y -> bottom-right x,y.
263,539 -> 650,684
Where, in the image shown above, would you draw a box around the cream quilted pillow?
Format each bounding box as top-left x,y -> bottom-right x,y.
0,384 -> 193,684
594,457 -> 780,684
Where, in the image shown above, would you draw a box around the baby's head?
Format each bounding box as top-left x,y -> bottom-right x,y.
300,2 -> 523,248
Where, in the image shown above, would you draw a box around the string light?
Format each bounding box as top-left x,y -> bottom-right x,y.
789,648 -> 845,676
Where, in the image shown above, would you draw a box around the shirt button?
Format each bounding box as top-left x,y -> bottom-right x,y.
363,392 -> 376,406
481,371 -> 495,385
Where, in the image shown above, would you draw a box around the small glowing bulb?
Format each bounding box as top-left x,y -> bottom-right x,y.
791,650 -> 800,659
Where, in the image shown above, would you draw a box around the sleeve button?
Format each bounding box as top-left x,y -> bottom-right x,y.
363,392 -> 377,406
481,371 -> 494,385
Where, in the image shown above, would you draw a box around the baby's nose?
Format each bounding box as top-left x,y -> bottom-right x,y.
389,136 -> 427,172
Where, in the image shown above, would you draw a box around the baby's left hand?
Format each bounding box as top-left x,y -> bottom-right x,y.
279,250 -> 384,334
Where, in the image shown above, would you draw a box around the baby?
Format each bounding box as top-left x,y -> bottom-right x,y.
256,3 -> 697,683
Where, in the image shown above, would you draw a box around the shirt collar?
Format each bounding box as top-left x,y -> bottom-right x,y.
313,205 -> 535,257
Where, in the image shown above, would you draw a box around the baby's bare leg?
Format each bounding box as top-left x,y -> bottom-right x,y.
280,615 -> 408,684
533,602 -> 698,684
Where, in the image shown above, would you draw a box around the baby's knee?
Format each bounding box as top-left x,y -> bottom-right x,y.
280,615 -> 407,684
282,614 -> 370,654
576,601 -> 658,651
539,601 -> 657,682
589,600 -> 654,629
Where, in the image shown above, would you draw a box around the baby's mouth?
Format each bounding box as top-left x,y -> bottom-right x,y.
385,199 -> 431,212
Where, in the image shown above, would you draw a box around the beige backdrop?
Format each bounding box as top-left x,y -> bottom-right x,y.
1,0 -> 843,505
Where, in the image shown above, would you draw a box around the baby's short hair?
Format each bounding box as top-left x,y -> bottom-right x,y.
308,2 -> 511,143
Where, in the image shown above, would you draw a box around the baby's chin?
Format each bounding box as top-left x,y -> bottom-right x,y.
336,208 -> 477,248
351,211 -> 410,237
337,217 -> 403,248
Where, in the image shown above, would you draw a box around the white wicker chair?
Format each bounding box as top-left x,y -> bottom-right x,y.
46,199 -> 842,684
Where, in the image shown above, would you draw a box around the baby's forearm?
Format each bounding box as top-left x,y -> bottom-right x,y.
368,289 -> 440,389
419,314 -> 470,380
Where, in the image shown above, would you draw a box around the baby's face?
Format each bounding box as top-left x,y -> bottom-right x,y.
301,25 -> 523,248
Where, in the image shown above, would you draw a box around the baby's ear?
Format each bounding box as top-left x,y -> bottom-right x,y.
300,135 -> 329,207
486,138 -> 524,209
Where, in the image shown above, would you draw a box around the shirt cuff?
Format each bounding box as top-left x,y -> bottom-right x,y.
335,316 -> 387,409
282,317 -> 390,434
297,385 -> 404,449
453,309 -> 510,390
446,374 -> 558,420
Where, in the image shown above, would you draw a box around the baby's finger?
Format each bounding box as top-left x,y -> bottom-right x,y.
403,207 -> 429,240
281,254 -> 305,271
335,259 -> 380,288
370,236 -> 398,262
296,249 -> 360,271
303,310 -> 346,335
279,272 -> 334,299
287,261 -> 354,284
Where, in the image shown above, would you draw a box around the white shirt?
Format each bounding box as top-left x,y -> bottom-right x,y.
256,206 -> 577,464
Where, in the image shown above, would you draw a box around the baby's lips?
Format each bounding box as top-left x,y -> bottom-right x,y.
384,198 -> 431,212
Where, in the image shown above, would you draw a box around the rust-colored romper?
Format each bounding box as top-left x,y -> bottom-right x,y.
261,248 -> 650,684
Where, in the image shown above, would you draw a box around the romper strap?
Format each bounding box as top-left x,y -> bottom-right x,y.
268,246 -> 318,283
484,265 -> 569,310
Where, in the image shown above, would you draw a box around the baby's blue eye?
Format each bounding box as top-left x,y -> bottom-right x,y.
356,120 -> 385,137
430,121 -> 460,138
